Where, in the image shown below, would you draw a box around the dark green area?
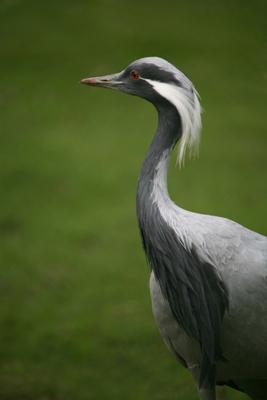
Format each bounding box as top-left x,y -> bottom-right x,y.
0,0 -> 266,399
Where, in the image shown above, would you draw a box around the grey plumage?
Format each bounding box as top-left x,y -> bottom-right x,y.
136,102 -> 229,388
81,57 -> 267,400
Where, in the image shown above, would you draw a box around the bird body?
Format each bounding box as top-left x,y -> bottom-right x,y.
81,57 -> 267,399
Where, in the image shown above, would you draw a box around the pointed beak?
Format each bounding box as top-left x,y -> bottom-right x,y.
80,73 -> 122,89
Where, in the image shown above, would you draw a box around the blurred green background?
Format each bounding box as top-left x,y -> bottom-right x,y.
0,0 -> 266,399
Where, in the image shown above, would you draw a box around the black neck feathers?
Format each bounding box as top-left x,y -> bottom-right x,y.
136,103 -> 229,389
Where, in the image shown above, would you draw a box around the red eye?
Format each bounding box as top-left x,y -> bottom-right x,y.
130,70 -> 140,80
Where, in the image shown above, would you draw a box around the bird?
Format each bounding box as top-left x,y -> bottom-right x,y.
81,57 -> 267,400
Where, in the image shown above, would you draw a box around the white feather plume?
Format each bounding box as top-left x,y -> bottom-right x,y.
144,79 -> 202,167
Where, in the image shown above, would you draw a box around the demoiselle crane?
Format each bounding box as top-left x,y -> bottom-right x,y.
81,57 -> 267,400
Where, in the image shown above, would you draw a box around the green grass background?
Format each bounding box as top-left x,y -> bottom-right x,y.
0,0 -> 266,399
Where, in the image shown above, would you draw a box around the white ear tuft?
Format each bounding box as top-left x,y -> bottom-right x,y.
177,89 -> 202,167
143,79 -> 202,167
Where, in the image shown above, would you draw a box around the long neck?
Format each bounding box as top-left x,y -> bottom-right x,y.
136,96 -> 227,391
137,103 -> 181,210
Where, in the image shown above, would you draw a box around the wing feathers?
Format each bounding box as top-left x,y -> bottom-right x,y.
140,210 -> 229,388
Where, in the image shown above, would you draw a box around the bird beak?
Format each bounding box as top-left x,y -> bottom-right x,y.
80,73 -> 122,89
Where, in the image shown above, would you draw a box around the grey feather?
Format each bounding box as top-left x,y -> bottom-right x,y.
136,105 -> 229,387
82,56 -> 267,399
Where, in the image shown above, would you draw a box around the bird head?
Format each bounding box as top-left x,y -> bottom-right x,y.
81,57 -> 194,100
81,57 -> 202,165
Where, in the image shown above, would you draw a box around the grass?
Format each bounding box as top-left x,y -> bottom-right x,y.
0,0 -> 266,399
